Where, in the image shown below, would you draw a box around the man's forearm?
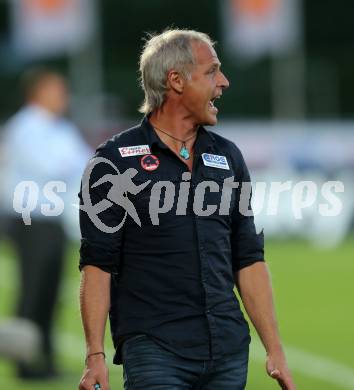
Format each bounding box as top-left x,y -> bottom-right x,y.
235,262 -> 282,354
80,265 -> 111,355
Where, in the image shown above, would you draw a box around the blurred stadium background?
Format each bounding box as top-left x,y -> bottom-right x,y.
0,0 -> 353,389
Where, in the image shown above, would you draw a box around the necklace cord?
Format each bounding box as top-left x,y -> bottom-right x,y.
154,126 -> 197,144
153,126 -> 197,160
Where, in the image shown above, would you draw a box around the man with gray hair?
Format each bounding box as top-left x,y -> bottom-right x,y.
79,29 -> 295,390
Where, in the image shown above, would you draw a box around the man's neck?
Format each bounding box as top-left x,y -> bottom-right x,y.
149,107 -> 198,140
149,107 -> 198,169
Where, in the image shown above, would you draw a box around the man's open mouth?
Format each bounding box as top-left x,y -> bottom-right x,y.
209,95 -> 220,109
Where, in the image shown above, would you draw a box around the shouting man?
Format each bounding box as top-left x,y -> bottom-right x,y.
78,29 -> 295,390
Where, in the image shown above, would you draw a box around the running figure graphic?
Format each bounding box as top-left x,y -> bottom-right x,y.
80,157 -> 151,233
92,167 -> 150,226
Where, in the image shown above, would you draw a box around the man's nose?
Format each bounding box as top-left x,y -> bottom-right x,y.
218,71 -> 230,90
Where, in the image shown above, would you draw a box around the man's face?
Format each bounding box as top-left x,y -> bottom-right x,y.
181,42 -> 229,126
34,75 -> 69,116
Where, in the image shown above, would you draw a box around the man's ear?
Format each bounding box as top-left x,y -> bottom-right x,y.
167,70 -> 185,94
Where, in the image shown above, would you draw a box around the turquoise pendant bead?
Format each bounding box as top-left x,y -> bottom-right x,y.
179,145 -> 190,160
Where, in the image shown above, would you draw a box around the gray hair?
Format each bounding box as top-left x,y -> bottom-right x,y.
138,29 -> 215,114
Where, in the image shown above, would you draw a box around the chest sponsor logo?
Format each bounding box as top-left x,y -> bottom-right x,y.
119,145 -> 151,157
201,153 -> 230,170
141,154 -> 160,171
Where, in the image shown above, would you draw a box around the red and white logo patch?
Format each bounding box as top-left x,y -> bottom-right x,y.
119,145 -> 151,158
141,154 -> 160,171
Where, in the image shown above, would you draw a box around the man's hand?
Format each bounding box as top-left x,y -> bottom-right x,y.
79,354 -> 109,390
266,351 -> 296,390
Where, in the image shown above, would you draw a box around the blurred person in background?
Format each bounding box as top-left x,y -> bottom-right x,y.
78,29 -> 295,390
0,68 -> 91,379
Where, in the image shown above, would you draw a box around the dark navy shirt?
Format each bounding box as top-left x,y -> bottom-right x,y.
79,116 -> 264,364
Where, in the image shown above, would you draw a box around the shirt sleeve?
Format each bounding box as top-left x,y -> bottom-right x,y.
78,143 -> 124,273
230,146 -> 264,271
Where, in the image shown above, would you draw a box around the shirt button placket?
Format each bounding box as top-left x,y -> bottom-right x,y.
196,218 -> 217,357
197,219 -> 223,358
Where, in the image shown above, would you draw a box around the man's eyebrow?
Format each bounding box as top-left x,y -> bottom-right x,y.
207,63 -> 221,71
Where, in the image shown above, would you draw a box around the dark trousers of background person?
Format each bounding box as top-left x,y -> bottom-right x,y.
6,217 -> 66,379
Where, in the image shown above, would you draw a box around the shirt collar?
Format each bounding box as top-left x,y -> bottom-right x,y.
141,115 -> 168,150
140,115 -> 216,154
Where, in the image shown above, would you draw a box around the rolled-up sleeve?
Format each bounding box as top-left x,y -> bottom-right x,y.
231,147 -> 264,271
78,144 -> 124,273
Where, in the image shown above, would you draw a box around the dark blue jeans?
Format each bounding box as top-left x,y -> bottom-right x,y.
122,335 -> 249,390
